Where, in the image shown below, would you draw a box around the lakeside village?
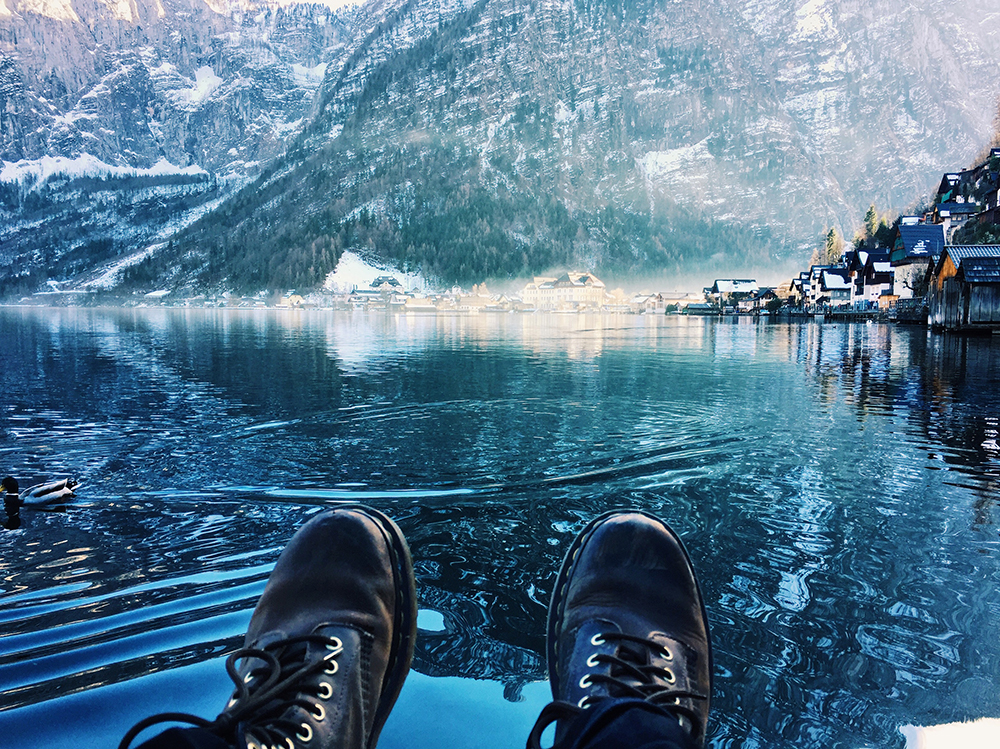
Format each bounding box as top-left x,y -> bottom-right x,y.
115,149 -> 1000,332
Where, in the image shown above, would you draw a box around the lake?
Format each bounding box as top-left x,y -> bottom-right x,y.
0,307 -> 998,749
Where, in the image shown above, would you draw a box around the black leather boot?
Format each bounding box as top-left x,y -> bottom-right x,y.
120,506 -> 417,749
528,510 -> 712,748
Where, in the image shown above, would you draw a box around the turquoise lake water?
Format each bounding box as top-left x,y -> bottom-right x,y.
0,308 -> 998,748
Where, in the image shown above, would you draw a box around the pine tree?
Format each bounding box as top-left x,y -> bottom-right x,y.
864,204 -> 879,241
824,227 -> 844,264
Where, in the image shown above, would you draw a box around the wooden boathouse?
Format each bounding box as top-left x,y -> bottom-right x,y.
928,245 -> 1000,331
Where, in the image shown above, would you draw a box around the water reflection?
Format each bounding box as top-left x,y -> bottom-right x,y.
0,309 -> 998,748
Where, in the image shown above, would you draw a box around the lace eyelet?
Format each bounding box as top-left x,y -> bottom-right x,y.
579,674 -> 593,688
577,696 -> 592,709
311,702 -> 326,721
247,742 -> 261,749
663,668 -> 676,684
325,637 -> 343,653
297,723 -> 314,743
284,740 -> 295,749
589,634 -> 605,646
226,696 -> 237,708
324,659 -> 339,676
586,654 -> 600,668
660,645 -> 674,661
318,681 -> 333,699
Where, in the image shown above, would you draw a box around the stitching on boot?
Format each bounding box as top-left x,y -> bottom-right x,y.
360,631 -> 374,728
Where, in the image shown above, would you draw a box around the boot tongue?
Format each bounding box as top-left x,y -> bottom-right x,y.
604,640 -> 650,697
616,640 -> 648,666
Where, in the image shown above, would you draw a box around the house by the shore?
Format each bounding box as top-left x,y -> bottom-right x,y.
521,272 -> 606,310
928,245 -> 1000,331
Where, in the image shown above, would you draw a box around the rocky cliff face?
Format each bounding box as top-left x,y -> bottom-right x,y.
2,0 -> 1000,294
0,0 -> 351,172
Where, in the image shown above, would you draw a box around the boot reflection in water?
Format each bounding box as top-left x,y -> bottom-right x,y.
120,509 -> 712,749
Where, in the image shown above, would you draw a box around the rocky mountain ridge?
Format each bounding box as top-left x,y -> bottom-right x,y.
2,0 -> 1000,294
1,0 -> 353,172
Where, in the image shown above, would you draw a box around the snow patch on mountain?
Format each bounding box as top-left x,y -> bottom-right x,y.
83,244 -> 164,289
0,154 -> 207,186
292,62 -> 329,88
324,250 -> 427,293
795,0 -> 833,37
173,66 -> 225,107
643,140 -> 716,177
261,0 -> 362,9
0,154 -> 207,187
17,0 -> 79,21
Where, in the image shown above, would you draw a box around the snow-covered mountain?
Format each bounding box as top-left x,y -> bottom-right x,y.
2,0 -> 999,295
1,0 -> 353,172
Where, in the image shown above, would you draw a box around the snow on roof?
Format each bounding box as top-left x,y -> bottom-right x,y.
933,245 -> 1000,278
712,279 -> 758,293
538,272 -> 605,289
897,224 -> 945,258
821,269 -> 851,289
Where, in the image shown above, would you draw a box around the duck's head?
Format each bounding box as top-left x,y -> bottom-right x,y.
1,477 -> 17,495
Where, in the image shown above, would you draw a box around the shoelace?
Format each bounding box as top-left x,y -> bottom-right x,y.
526,632 -> 709,749
118,633 -> 343,749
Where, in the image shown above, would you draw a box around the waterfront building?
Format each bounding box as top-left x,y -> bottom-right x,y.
818,268 -> 852,308
705,279 -> 758,308
859,251 -> 894,306
521,272 -> 606,310
807,266 -> 834,309
929,245 -> 1000,331
890,220 -> 945,300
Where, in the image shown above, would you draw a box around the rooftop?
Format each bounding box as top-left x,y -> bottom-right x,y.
935,245 -> 1000,278
893,223 -> 945,263
712,279 -> 758,293
960,256 -> 1000,283
946,245 -> 1000,263
821,268 -> 851,290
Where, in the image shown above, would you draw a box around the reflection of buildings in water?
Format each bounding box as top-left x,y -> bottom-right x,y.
974,416 -> 1000,528
709,316 -> 759,360
795,323 -> 897,415
923,334 -> 1000,528
165,309 -> 725,370
795,323 -> 999,529
517,313 -> 607,361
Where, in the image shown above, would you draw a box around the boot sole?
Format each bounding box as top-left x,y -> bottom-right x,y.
349,505 -> 418,749
545,509 -> 713,698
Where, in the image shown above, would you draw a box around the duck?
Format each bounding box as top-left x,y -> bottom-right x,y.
2,476 -> 81,507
